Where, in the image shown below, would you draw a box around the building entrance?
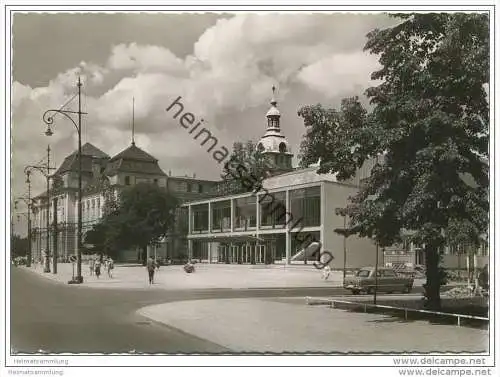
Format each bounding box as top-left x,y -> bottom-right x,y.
216,242 -> 267,264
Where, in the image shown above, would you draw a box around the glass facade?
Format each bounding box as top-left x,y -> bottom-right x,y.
290,231 -> 321,259
192,204 -> 209,232
212,200 -> 231,232
289,186 -> 321,228
260,191 -> 286,228
234,196 -> 256,230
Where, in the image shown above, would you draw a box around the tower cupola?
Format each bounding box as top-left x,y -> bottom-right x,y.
256,86 -> 293,175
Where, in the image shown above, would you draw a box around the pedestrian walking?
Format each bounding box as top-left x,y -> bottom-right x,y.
147,257 -> 155,284
95,259 -> 101,278
107,257 -> 114,278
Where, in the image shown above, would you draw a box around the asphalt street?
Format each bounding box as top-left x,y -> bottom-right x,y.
10,267 -> 348,354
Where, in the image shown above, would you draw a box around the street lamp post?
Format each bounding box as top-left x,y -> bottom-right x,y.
374,242 -> 379,305
14,188 -> 33,267
25,146 -> 55,273
43,76 -> 86,284
335,207 -> 349,286
52,197 -> 58,274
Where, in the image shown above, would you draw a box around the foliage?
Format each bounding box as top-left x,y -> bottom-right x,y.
11,234 -> 29,258
86,183 -> 179,260
221,140 -> 273,194
102,181 -> 119,216
297,13 -> 489,310
298,97 -> 369,179
51,175 -> 64,192
118,182 -> 178,246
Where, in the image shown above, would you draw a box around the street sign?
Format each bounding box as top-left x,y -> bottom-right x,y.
69,255 -> 77,263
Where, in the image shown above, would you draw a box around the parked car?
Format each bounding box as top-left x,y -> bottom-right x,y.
344,266 -> 414,295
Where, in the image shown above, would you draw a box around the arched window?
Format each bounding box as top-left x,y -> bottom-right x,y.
257,143 -> 265,153
279,142 -> 287,153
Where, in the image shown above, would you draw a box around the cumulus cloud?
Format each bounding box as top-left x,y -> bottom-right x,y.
11,13 -> 394,215
107,43 -> 185,74
296,52 -> 382,98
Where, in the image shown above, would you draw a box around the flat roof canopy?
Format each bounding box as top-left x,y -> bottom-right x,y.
187,234 -> 266,243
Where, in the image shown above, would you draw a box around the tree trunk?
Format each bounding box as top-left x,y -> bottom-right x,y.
141,245 -> 147,266
424,243 -> 441,311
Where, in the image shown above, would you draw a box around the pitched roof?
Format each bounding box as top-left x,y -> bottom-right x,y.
54,143 -> 109,175
104,143 -> 166,176
109,143 -> 158,162
81,143 -> 110,158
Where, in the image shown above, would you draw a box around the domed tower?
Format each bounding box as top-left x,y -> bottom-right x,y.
256,86 -> 294,175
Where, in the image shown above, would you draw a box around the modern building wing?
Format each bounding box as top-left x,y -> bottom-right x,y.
180,165 -> 383,267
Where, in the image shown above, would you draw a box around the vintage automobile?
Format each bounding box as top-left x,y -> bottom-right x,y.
344,266 -> 414,295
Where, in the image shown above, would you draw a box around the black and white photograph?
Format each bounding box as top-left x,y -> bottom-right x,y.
2,2 -> 496,376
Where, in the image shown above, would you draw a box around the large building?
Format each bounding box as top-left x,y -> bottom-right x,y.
30,140 -> 218,263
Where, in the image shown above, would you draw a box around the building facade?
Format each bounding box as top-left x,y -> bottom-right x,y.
30,141 -> 218,263
181,166 -> 384,268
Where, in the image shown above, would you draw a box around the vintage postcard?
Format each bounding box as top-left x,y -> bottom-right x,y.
2,2 -> 496,377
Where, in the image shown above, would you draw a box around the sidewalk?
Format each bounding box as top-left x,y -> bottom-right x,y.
137,297 -> 488,353
22,262 -> 357,290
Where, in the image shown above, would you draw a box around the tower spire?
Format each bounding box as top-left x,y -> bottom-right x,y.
131,97 -> 135,146
271,85 -> 277,106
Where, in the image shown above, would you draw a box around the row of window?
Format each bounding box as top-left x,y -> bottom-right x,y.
122,176 -> 208,193
387,240 -> 489,257
171,181 -> 205,193
82,198 -> 101,211
189,187 -> 321,232
125,176 -> 160,186
187,183 -> 204,193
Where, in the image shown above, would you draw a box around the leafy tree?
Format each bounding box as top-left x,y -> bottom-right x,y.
102,181 -> 119,216
220,140 -> 273,195
298,13 -> 489,310
11,234 -> 29,258
83,218 -> 122,260
87,183 -> 179,264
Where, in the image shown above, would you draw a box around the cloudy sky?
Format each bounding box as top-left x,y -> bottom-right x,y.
11,12 -> 397,231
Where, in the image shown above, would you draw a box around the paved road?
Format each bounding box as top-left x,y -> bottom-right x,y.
10,267 -> 348,354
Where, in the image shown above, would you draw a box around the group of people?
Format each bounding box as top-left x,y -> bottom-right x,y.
88,255 -> 114,278
83,254 -> 195,285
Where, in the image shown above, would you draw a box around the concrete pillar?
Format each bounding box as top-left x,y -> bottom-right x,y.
208,242 -> 212,263
208,202 -> 212,233
230,199 -> 234,233
320,183 -> 326,255
285,190 -> 291,265
256,194 -> 260,235
188,239 -> 193,259
188,205 -> 192,234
